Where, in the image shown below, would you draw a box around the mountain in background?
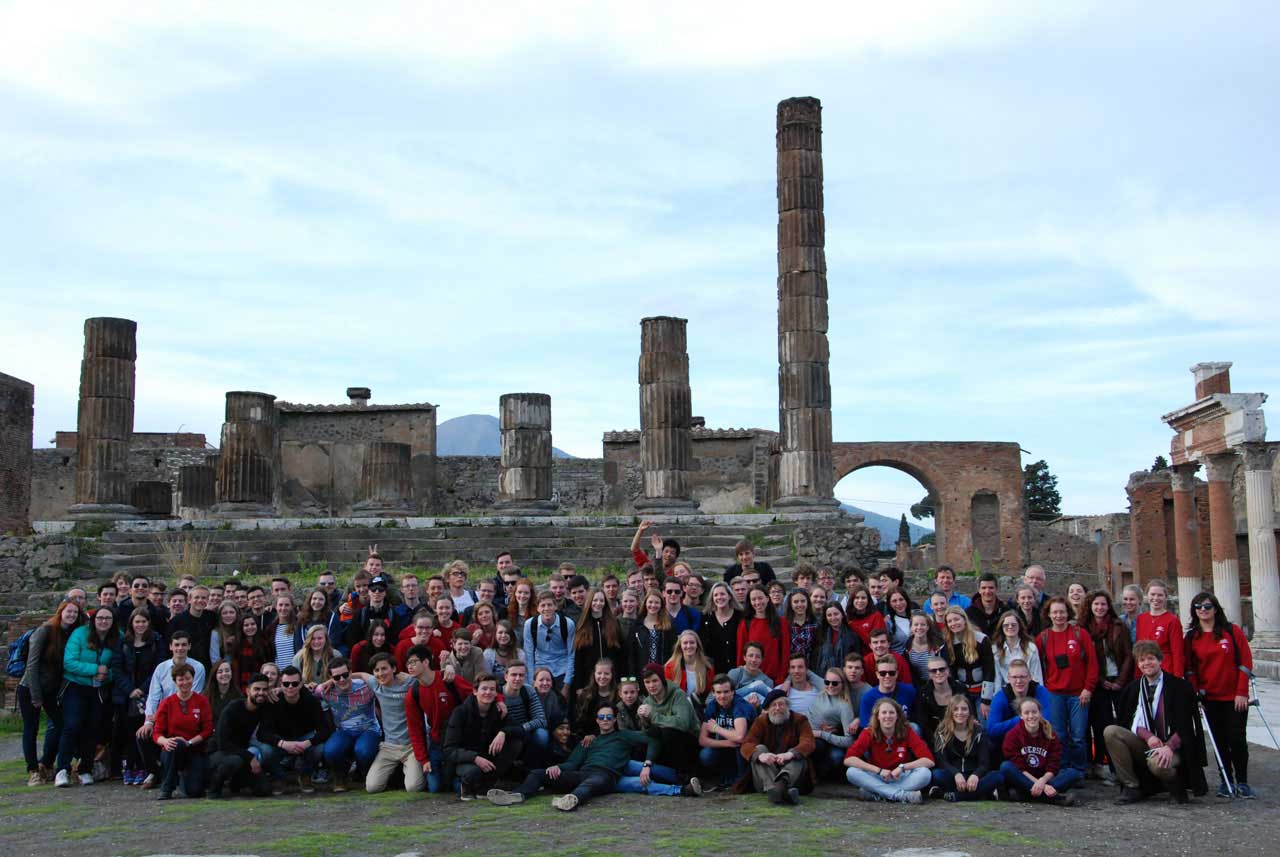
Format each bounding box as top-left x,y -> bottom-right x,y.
840,503 -> 932,546
437,414 -> 574,458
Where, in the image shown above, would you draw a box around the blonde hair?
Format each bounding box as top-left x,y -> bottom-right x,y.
663,630 -> 713,697
1018,696 -> 1055,739
933,694 -> 981,752
296,625 -> 333,684
942,605 -> 980,663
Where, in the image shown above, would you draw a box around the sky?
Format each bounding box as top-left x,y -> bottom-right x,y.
1,1 -> 1276,523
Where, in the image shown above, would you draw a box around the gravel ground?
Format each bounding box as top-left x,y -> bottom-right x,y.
1,735 -> 1276,857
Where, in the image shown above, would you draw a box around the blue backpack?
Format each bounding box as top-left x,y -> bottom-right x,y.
5,628 -> 35,678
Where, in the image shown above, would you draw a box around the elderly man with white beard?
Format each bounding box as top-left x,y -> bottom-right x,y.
733,688 -> 816,805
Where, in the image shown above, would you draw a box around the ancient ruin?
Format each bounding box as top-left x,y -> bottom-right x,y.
0,372 -> 33,535
494,393 -> 557,515
636,317 -> 699,514
69,317 -> 139,519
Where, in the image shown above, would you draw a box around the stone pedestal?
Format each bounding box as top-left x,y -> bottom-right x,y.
130,481 -> 174,518
494,393 -> 558,515
1170,463 -> 1203,614
353,441 -> 415,516
635,318 -> 698,515
68,317 -> 140,519
1243,444 -> 1280,647
214,391 -> 277,518
774,97 -> 838,512
1205,453 -> 1243,623
177,463 -> 216,519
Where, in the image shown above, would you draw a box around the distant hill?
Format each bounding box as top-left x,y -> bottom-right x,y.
437,414 -> 574,458
840,503 -> 932,546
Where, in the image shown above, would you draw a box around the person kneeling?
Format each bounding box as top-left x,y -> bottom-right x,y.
152,662 -> 213,799
843,697 -> 934,804
734,689 -> 816,806
999,697 -> 1079,806
1104,640 -> 1205,804
443,673 -> 521,800
487,704 -> 697,811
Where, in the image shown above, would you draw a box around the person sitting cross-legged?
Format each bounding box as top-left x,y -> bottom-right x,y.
1104,640 -> 1206,804
999,696 -> 1080,806
843,697 -> 934,804
487,704 -> 698,811
733,689 -> 816,805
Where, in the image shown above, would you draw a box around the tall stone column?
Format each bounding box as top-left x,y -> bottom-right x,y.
1204,453 -> 1243,623
494,393 -> 557,515
1243,443 -> 1280,647
636,318 -> 698,514
214,391 -> 277,518
775,97 -> 838,512
69,317 -> 140,519
353,442 -> 415,516
177,462 -> 216,519
1170,463 -> 1203,616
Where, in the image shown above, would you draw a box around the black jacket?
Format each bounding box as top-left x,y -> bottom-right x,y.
210,698 -> 264,762
570,618 -> 625,696
257,692 -> 332,745
698,611 -> 742,676
1115,671 -> 1206,794
626,625 -> 678,677
442,695 -> 509,785
167,610 -> 217,669
936,732 -> 992,778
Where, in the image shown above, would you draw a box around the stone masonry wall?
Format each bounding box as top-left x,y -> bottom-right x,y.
435,457 -> 618,515
30,446 -> 211,521
602,430 -> 772,514
0,373 -> 34,535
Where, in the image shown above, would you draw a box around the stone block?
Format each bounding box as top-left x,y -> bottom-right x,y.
779,408 -> 832,452
777,149 -> 823,180
778,209 -> 825,249
643,469 -> 690,499
76,397 -> 134,440
778,296 -> 829,334
638,351 -> 690,385
499,394 -> 552,430
777,271 -> 828,299
639,316 -> 688,353
638,383 -> 692,430
498,466 -> 551,501
82,317 -> 137,360
500,429 -> 552,468
777,177 -> 823,212
778,330 -> 830,364
640,429 -> 693,471
78,357 -> 136,400
224,392 -> 277,423
777,246 -> 826,275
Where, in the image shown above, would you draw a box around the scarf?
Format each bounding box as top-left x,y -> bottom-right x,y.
1132,672 -> 1164,737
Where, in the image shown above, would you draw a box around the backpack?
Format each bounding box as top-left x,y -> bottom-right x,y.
529,614 -> 570,657
5,628 -> 35,678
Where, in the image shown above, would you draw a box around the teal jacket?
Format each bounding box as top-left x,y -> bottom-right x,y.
62,625 -> 116,688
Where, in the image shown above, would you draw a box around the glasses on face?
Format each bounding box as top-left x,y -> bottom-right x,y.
596,714 -> 616,721
331,672 -> 350,681
929,667 -> 948,674
620,676 -> 637,684
280,681 -> 301,688
877,670 -> 897,677
1194,603 -> 1215,612
823,679 -> 842,687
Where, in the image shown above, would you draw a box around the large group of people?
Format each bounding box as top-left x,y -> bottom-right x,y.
12,522 -> 1260,812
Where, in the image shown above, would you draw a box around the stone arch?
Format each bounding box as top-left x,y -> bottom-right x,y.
831,441 -> 1028,572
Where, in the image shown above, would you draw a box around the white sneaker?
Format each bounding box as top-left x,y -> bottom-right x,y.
78,773 -> 94,786
54,770 -> 71,788
552,793 -> 579,812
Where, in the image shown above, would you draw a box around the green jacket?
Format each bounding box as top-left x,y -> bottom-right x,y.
62,625 -> 115,688
560,728 -> 657,774
642,681 -> 699,734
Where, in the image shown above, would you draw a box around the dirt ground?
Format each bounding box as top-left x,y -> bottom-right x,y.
1,736 -> 1277,857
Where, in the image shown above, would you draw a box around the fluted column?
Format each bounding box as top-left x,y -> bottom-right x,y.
353,441 -> 415,516
69,317 -> 140,519
214,391 -> 277,518
1170,463 -> 1202,618
1204,453 -> 1243,623
130,481 -> 173,518
494,393 -> 558,514
775,97 -> 838,512
635,318 -> 698,514
1243,444 -> 1280,647
177,462 -> 216,518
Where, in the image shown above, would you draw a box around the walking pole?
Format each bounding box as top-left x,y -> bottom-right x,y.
1243,668 -> 1280,751
1198,696 -> 1235,798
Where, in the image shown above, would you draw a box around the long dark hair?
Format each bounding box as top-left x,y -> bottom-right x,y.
746,586 -> 781,636
1188,591 -> 1232,639
124,607 -> 157,645
86,607 -> 119,652
573,589 -> 622,651
819,600 -> 849,633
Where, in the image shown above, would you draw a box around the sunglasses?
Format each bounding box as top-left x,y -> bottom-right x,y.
877,671 -> 897,677
331,672 -> 350,680
280,681 -> 301,688
619,676 -> 637,684
1194,603 -> 1215,611
596,714 -> 616,721
823,679 -> 843,687
928,667 -> 948,674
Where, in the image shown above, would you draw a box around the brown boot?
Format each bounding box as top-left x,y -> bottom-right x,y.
332,771 -> 348,794
299,774 -> 315,794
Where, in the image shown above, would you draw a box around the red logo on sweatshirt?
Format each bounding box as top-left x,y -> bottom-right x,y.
1067,639 -> 1078,653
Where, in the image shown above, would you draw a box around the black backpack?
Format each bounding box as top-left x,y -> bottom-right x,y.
529,614 -> 570,656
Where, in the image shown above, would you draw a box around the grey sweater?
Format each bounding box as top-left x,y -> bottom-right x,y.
19,625 -> 59,706
807,693 -> 856,747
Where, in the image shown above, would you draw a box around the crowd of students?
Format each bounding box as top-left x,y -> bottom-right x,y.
12,521 -> 1259,811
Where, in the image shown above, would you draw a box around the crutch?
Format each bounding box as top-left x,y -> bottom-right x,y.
1198,695 -> 1235,797
1242,667 -> 1280,751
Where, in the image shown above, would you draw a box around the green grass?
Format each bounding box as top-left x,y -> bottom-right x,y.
951,823 -> 1050,847
0,714 -> 22,738
61,823 -> 132,841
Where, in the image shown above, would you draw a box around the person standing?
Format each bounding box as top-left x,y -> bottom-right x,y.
1135,580 -> 1184,678
17,600 -> 79,785
1184,591 -> 1254,798
1035,597 -> 1096,776
54,607 -> 117,788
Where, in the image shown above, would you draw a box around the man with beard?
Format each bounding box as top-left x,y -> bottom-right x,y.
734,689 -> 816,805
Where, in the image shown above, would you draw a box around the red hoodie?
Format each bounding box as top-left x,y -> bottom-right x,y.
405,672 -> 474,765
1001,720 -> 1063,777
847,612 -> 887,650
1186,625 -> 1252,701
153,691 -> 214,746
1036,626 -> 1098,694
1136,611 -> 1185,677
845,725 -> 934,770
736,617 -> 790,684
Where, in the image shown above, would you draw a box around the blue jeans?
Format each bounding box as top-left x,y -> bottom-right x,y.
845,766 -> 932,801
323,728 -> 380,776
698,745 -> 746,782
424,744 -> 446,793
159,744 -> 209,796
616,759 -> 682,795
999,760 -> 1082,797
930,767 -> 1004,799
17,685 -> 61,772
255,736 -> 324,778
1045,692 -> 1089,773
56,682 -> 105,774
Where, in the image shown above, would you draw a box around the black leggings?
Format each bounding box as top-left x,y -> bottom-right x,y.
1088,684 -> 1118,766
1201,699 -> 1248,784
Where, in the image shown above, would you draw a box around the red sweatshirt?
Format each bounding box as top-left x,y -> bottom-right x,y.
395,637 -> 433,671
863,652 -> 914,686
1036,626 -> 1098,694
1002,720 -> 1063,777
1136,612 -> 1185,678
1186,625 -> 1252,701
847,612 -> 886,650
153,691 -> 214,746
845,725 -> 933,769
404,673 -> 474,764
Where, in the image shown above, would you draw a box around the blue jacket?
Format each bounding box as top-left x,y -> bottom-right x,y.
63,625 -> 117,688
859,683 -> 918,725
523,614 -> 576,687
986,680 -> 1052,741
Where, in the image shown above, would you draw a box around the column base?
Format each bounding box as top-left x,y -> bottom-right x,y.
350,501 -> 414,518
492,500 -> 562,516
634,497 -> 700,515
772,495 -> 842,514
1251,632 -> 1280,650
211,502 -> 275,519
66,503 -> 139,521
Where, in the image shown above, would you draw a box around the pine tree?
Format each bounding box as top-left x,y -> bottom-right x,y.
1024,459 -> 1062,519
897,514 -> 910,545
1151,455 -> 1169,472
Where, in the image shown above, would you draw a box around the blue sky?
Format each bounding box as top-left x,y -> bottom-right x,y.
1,2 -> 1275,521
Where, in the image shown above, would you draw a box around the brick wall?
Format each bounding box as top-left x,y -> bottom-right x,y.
0,372 -> 34,535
